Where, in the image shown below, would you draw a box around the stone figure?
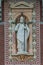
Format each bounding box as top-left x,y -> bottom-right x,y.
14,16 -> 30,54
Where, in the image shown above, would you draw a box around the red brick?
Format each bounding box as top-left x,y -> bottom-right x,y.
40,24 -> 43,65
0,25 -> 4,65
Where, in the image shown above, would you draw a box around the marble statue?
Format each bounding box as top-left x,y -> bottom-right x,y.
14,16 -> 30,54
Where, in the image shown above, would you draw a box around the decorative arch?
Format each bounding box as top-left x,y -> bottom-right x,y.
10,1 -> 34,8
14,13 -> 29,22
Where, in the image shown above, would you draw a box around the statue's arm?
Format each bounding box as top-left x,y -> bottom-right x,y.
14,24 -> 19,32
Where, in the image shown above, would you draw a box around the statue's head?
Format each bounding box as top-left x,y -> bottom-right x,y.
20,16 -> 24,23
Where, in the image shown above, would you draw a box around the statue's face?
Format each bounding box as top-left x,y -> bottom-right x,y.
20,16 -> 24,23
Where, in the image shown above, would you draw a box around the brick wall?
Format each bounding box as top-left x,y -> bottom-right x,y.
0,25 -> 4,65
40,24 -> 43,65
0,0 -> 4,65
40,0 -> 43,65
4,2 -> 9,22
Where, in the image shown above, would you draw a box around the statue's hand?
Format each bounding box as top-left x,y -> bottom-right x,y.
15,30 -> 18,33
24,26 -> 26,30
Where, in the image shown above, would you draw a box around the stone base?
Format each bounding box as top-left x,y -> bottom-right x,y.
17,51 -> 28,54
12,51 -> 33,56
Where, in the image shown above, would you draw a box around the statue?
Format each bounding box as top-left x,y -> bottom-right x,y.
14,16 -> 30,54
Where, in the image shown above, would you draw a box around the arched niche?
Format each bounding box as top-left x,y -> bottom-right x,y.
8,1 -> 36,61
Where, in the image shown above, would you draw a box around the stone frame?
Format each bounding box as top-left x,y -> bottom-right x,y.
4,0 -> 41,65
8,1 -> 36,61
